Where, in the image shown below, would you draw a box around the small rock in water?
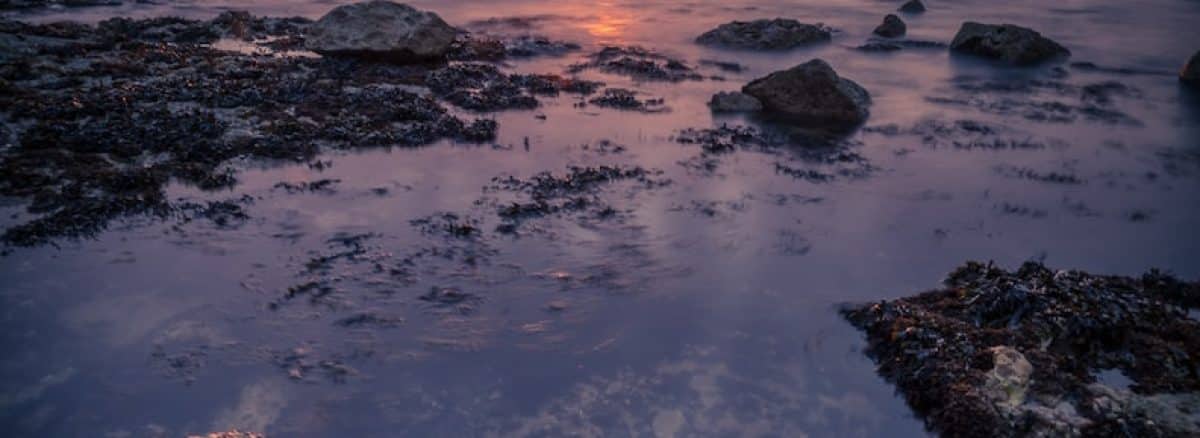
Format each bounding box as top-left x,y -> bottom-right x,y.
708,91 -> 763,112
695,19 -> 831,50
305,1 -> 459,62
898,0 -> 926,14
874,14 -> 906,38
742,59 -> 871,128
950,22 -> 1070,65
1182,50 -> 1200,85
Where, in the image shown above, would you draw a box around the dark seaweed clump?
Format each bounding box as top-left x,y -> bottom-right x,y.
586,88 -> 667,112
487,165 -> 668,232
0,13 -> 502,247
568,46 -> 705,82
843,261 -> 1200,437
673,125 -> 872,180
425,63 -> 603,111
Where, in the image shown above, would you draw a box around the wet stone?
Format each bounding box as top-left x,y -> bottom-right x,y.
742,59 -> 871,128
695,18 -> 832,50
708,91 -> 762,112
899,0 -> 926,14
950,22 -> 1071,65
873,14 -> 906,38
304,1 -> 459,62
1182,50 -> 1200,85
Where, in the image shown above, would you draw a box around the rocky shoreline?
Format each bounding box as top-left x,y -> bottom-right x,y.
843,262 -> 1200,437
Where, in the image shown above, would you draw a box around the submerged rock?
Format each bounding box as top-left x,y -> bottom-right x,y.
304,1 -> 458,62
695,19 -> 831,50
898,0 -> 926,14
950,22 -> 1070,65
843,261 -> 1200,437
708,91 -> 762,112
873,14 -> 906,38
742,59 -> 870,127
1183,50 -> 1200,85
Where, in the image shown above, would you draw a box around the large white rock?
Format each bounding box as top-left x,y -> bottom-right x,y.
305,1 -> 458,62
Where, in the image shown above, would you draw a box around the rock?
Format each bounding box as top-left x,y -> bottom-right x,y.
695,19 -> 831,50
305,1 -> 458,62
842,261 -> 1200,437
1182,51 -> 1200,85
950,22 -> 1070,65
1088,384 -> 1200,436
873,14 -> 906,38
741,59 -> 871,127
984,346 -> 1033,409
898,0 -> 926,14
708,91 -> 762,112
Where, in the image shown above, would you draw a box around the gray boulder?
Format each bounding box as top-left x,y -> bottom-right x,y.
695,19 -> 831,50
874,14 -> 906,38
305,1 -> 458,62
708,91 -> 763,112
742,59 -> 870,127
950,22 -> 1070,65
899,0 -> 926,14
1182,51 -> 1200,85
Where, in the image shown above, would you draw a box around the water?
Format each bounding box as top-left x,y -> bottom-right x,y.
2,0 -> 1199,436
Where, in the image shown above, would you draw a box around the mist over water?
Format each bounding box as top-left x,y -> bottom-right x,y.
2,0 -> 1199,436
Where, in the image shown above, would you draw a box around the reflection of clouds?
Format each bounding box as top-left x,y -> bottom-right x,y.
211,381 -> 289,434
66,287 -> 191,347
0,367 -> 76,412
491,345 -> 886,437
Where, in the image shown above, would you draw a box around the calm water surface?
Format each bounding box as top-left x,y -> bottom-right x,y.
2,0 -> 1200,436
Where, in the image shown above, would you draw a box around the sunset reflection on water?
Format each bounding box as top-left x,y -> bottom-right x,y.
578,1 -> 634,42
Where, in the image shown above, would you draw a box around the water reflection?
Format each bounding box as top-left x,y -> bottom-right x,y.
1,0 -> 1199,437
578,1 -> 634,42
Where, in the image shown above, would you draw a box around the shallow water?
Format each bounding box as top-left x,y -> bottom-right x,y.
2,0 -> 1200,436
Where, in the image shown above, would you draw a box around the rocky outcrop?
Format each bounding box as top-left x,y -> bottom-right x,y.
898,0 -> 926,14
843,261 -> 1200,437
741,59 -> 870,127
695,19 -> 831,50
873,14 -> 906,38
1182,51 -> 1200,85
708,91 -> 762,112
950,22 -> 1070,65
305,1 -> 458,62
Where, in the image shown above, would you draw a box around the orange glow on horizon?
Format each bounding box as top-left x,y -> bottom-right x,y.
578,2 -> 633,42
